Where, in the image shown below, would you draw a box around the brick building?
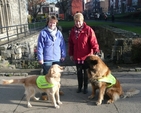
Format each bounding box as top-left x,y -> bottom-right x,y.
71,0 -> 84,15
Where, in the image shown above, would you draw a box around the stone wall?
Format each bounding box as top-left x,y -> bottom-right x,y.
94,26 -> 141,63
0,0 -> 27,33
10,0 -> 27,25
1,33 -> 39,59
0,33 -> 39,69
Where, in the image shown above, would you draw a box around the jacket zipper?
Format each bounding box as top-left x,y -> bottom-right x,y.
53,42 -> 54,59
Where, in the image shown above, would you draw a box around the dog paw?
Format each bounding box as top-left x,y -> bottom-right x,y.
96,101 -> 102,106
59,91 -> 64,95
88,95 -> 94,99
55,105 -> 60,109
41,95 -> 48,100
27,103 -> 32,108
58,101 -> 62,105
107,99 -> 114,104
33,97 -> 40,101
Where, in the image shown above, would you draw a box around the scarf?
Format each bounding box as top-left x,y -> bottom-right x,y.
47,27 -> 57,41
74,25 -> 83,39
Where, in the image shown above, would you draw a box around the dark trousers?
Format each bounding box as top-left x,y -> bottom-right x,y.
42,61 -> 60,75
76,64 -> 88,90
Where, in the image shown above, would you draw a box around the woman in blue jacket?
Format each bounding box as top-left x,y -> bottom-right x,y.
37,15 -> 66,99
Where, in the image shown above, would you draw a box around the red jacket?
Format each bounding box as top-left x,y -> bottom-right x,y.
68,22 -> 99,61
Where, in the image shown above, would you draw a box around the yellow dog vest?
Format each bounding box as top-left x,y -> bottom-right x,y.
36,76 -> 54,88
98,74 -> 116,88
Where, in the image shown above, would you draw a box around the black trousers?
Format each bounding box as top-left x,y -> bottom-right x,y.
76,64 -> 88,90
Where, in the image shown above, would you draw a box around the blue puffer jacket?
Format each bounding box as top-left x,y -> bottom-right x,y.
37,27 -> 66,61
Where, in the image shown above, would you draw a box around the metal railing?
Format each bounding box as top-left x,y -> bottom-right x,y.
0,22 -> 45,46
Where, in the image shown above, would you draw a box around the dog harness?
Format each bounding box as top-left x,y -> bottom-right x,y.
36,76 -> 54,88
98,74 -> 116,88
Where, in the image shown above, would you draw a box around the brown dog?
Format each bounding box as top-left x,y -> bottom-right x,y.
85,55 -> 140,105
2,64 -> 64,108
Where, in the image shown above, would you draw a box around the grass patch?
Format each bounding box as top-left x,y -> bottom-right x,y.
30,20 -> 141,35
59,21 -> 141,34
58,21 -> 74,28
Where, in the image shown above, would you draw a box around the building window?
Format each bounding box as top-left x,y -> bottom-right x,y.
50,7 -> 53,12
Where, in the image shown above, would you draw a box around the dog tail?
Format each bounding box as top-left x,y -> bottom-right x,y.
2,78 -> 25,85
122,88 -> 140,99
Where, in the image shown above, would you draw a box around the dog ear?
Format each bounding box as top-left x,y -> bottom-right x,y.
84,57 -> 90,69
49,68 -> 55,76
90,60 -> 98,65
58,65 -> 65,71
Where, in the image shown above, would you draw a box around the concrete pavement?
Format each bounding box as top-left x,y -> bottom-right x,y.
0,66 -> 141,113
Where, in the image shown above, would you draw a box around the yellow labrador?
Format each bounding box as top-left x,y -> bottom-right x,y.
2,64 -> 64,108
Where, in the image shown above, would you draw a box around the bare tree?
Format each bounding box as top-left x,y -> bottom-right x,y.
27,0 -> 46,22
56,0 -> 70,19
27,0 -> 70,21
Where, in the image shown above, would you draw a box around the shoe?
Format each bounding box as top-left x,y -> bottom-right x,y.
59,91 -> 64,95
41,93 -> 48,100
41,95 -> 48,100
83,89 -> 88,94
76,88 -> 82,93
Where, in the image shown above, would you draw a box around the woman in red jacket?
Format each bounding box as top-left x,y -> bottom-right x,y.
68,13 -> 100,94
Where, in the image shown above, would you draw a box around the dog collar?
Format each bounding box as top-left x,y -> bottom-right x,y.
36,76 -> 54,89
98,74 -> 116,88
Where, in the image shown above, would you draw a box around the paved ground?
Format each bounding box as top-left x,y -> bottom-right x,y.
0,66 -> 141,113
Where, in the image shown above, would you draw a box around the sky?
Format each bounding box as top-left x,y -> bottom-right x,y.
47,0 -> 57,3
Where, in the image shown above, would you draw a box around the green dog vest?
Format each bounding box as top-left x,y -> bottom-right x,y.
36,76 -> 54,88
98,74 -> 116,88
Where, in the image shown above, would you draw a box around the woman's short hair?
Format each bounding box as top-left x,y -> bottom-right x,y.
46,15 -> 58,24
73,13 -> 84,21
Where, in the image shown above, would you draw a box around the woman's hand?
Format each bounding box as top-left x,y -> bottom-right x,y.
60,57 -> 65,62
39,60 -> 43,64
70,56 -> 73,61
